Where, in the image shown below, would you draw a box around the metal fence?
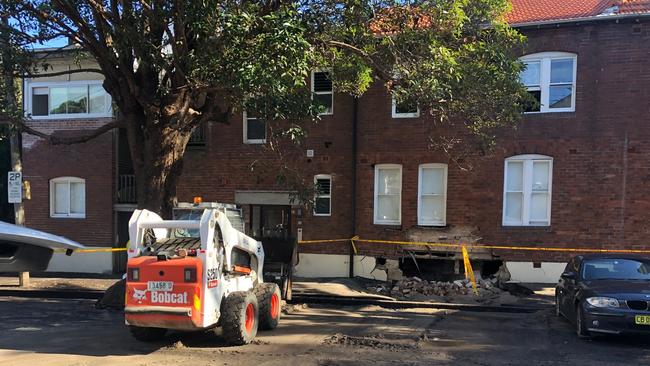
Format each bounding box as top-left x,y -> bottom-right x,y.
117,174 -> 137,203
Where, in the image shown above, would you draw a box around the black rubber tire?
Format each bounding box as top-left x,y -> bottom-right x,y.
221,291 -> 258,345
254,283 -> 281,330
129,326 -> 167,342
576,304 -> 591,339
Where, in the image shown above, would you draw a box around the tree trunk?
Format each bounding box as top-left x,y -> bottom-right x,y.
126,117 -> 193,219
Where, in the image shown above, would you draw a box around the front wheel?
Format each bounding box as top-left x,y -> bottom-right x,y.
255,283 -> 281,330
221,291 -> 259,345
576,304 -> 591,339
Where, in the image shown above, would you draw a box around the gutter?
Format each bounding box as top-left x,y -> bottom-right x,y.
350,97 -> 359,278
510,12 -> 650,29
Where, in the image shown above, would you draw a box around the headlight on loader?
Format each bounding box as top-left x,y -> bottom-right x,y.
586,297 -> 619,308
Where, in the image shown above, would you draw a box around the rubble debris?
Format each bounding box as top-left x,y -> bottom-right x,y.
282,302 -> 308,315
323,333 -> 418,351
365,277 -> 520,304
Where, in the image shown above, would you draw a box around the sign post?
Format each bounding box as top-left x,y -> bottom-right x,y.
7,171 -> 22,204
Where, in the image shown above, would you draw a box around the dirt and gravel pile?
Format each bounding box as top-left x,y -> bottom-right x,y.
323,333 -> 419,351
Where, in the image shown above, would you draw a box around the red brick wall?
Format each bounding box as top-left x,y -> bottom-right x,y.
22,118 -> 115,247
352,20 -> 650,261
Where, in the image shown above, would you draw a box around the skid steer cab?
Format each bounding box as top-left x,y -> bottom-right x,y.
124,204 -> 281,345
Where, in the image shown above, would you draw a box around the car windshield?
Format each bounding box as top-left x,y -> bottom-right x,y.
582,258 -> 650,281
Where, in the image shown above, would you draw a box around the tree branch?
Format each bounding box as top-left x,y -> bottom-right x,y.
17,120 -> 119,145
18,68 -> 104,78
326,40 -> 392,82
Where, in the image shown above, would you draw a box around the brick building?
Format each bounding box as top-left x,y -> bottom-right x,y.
19,1 -> 650,282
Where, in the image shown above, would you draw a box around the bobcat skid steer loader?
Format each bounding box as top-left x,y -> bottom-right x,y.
124,203 -> 281,345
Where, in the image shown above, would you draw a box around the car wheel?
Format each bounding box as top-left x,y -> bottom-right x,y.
555,294 -> 562,318
575,303 -> 591,339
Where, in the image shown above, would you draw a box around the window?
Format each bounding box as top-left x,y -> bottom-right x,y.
50,177 -> 86,218
243,111 -> 266,144
520,52 -> 576,113
392,97 -> 420,118
418,164 -> 447,226
314,174 -> 332,216
503,155 -> 552,226
311,71 -> 333,115
26,80 -> 112,119
374,164 -> 402,225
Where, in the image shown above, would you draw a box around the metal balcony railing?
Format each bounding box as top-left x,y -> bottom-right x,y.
117,174 -> 137,203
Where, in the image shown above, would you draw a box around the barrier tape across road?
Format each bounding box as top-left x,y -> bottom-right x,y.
52,237 -> 650,255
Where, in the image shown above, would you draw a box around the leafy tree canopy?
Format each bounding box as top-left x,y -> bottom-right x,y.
2,0 -> 528,214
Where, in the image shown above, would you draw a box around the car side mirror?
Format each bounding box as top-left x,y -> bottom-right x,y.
561,272 -> 576,280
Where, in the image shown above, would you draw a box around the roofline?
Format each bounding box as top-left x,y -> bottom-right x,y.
510,12 -> 650,28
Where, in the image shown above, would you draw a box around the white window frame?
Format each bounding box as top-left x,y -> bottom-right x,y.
49,177 -> 86,218
313,174 -> 332,216
391,96 -> 420,118
311,70 -> 333,116
24,79 -> 113,120
374,164 -> 402,225
418,163 -> 447,226
242,111 -> 266,144
502,154 -> 553,227
520,52 -> 577,113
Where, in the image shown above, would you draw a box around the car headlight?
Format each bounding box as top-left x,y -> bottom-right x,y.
586,297 -> 620,308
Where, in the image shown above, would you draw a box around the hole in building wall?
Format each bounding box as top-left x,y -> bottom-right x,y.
399,257 -> 503,281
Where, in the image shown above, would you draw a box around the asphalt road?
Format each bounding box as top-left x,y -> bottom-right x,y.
1,297 -> 650,365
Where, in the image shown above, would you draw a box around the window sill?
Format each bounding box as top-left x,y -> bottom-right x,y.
243,140 -> 266,145
392,113 -> 420,119
501,225 -> 551,232
416,224 -> 448,229
28,114 -> 114,120
50,215 -> 86,219
523,110 -> 575,115
313,213 -> 331,217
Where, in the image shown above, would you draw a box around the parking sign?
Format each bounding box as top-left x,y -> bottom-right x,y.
8,171 -> 22,204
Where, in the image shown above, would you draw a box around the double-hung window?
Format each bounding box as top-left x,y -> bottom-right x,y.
311,71 -> 333,115
313,174 -> 332,216
392,96 -> 420,118
418,164 -> 447,226
520,52 -> 576,113
50,177 -> 86,218
243,111 -> 266,144
503,155 -> 552,226
26,80 -> 112,119
374,164 -> 402,225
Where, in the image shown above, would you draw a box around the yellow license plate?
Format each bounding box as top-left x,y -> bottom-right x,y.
635,315 -> 650,325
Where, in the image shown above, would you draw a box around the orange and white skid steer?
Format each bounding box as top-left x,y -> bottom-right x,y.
124,203 -> 281,345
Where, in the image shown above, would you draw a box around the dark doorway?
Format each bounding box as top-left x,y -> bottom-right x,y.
113,211 -> 132,273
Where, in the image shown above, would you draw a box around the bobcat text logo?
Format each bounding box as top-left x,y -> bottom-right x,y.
151,292 -> 189,304
133,288 -> 147,303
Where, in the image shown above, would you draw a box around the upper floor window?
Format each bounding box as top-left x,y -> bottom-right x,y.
26,80 -> 112,119
503,155 -> 552,226
520,52 -> 576,113
314,174 -> 332,216
312,71 -> 333,115
50,177 -> 86,218
374,164 -> 402,225
243,111 -> 266,144
418,164 -> 447,226
392,97 -> 420,118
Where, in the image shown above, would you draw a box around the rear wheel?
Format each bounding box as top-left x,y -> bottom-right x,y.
254,283 -> 281,330
129,326 -> 167,342
221,291 -> 258,345
576,303 -> 591,339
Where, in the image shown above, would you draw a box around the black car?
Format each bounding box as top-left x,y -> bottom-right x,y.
556,254 -> 650,338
